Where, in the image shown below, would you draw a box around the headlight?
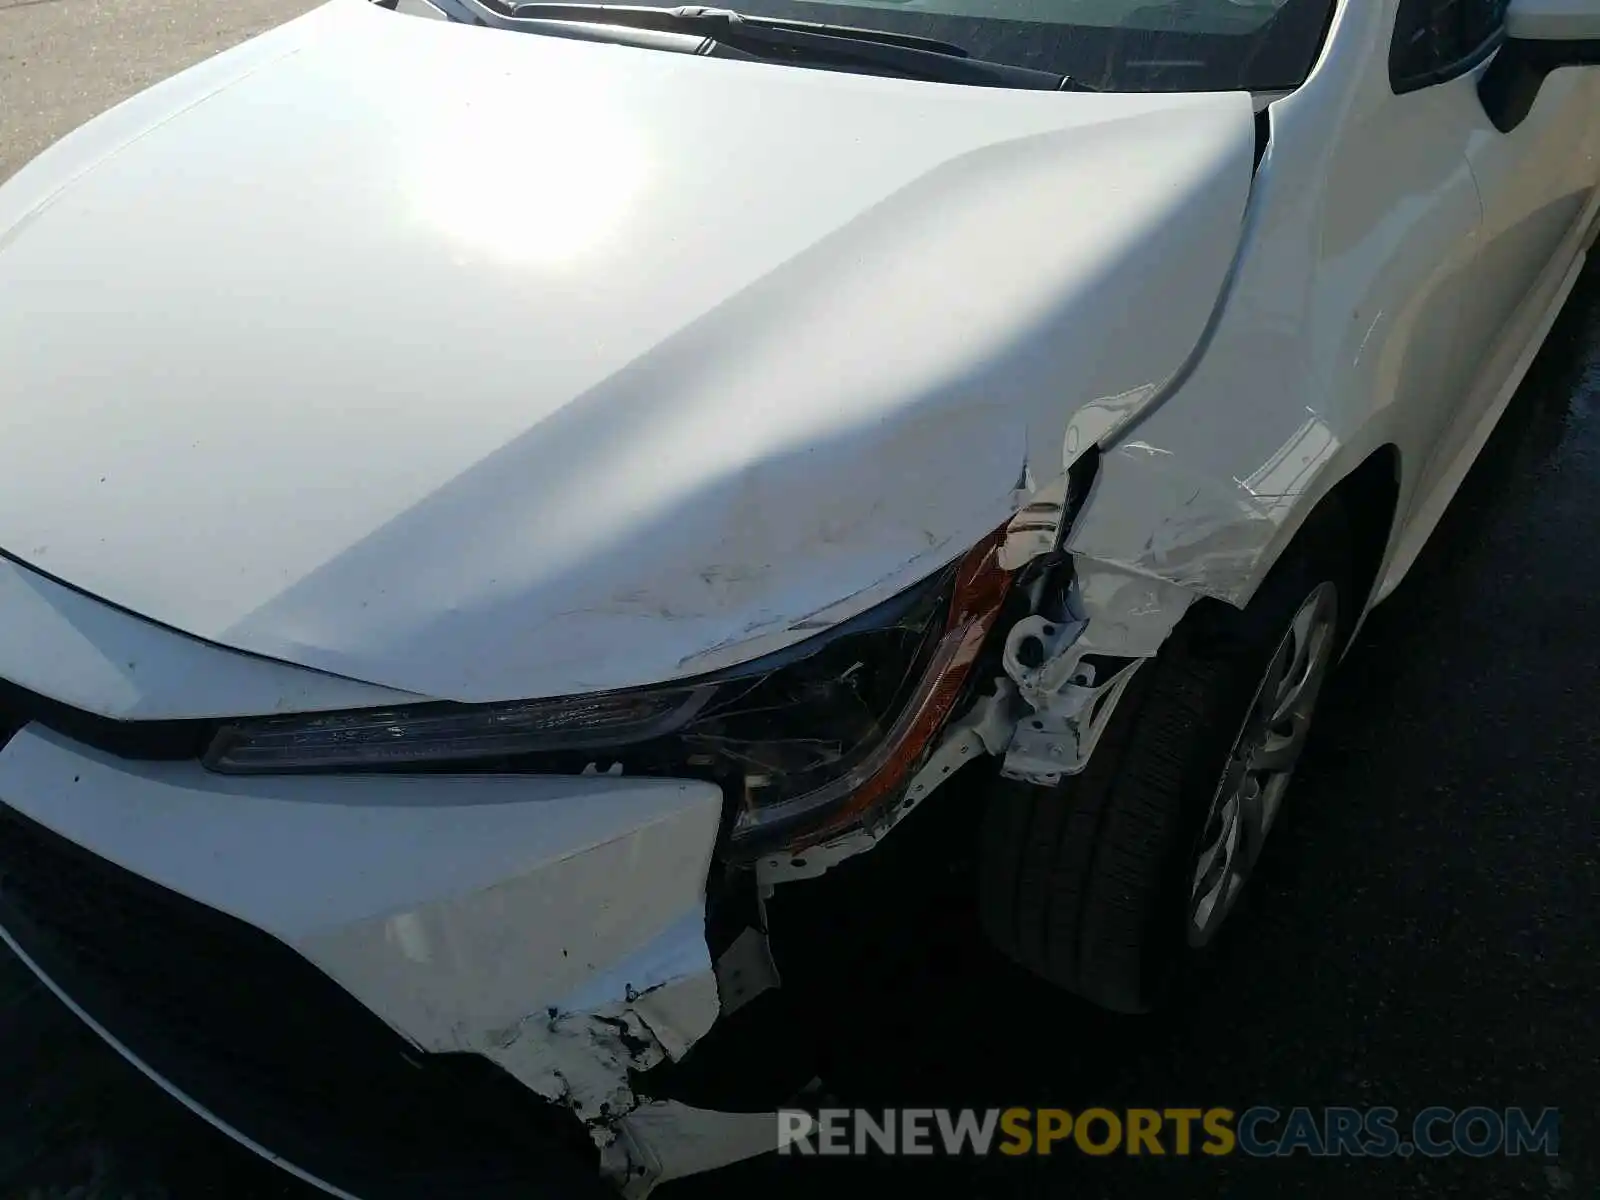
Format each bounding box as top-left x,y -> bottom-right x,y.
205,530 -> 1013,851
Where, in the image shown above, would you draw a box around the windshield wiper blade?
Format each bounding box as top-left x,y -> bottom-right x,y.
502,3 -> 1091,90
507,3 -> 965,52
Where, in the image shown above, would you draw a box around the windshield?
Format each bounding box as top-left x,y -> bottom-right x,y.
617,0 -> 1339,93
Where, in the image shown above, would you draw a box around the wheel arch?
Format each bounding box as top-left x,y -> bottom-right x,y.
1166,440 -> 1402,652
1315,443 -> 1402,639
1224,441 -> 1403,639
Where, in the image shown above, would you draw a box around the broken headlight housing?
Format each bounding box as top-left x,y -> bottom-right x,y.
204,532 -> 1013,852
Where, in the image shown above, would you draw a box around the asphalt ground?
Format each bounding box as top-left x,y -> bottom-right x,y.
2,4 -> 1595,1198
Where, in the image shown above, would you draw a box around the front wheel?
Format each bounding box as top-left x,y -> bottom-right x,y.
978,511 -> 1351,1013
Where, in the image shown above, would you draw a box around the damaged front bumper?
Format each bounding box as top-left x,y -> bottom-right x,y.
0,444 -> 1238,1200
0,474 -> 1229,1198
0,722 -> 773,1196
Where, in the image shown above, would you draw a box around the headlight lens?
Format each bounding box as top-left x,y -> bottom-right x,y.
205,530 -> 1013,850
204,685 -> 716,772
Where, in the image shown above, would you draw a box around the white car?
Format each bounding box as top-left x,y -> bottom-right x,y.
0,0 -> 1595,1192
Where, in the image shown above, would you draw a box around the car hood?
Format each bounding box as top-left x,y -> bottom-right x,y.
0,0 -> 1256,704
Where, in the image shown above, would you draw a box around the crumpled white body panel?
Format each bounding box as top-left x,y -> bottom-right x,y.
0,0 -> 1256,703
0,725 -> 724,1127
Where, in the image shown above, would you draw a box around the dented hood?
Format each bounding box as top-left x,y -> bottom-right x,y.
0,0 -> 1256,704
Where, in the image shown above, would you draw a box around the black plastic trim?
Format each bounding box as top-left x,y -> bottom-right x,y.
0,677 -> 214,760
1391,26 -> 1505,95
1479,36 -> 1600,132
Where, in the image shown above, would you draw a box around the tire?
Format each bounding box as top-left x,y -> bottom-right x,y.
978,507 -> 1353,1014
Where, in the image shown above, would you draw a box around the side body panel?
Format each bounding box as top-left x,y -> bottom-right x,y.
1066,0 -> 1597,622
1381,52 -> 1600,593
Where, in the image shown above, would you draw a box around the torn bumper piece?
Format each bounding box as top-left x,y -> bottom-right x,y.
0,724 -> 761,1196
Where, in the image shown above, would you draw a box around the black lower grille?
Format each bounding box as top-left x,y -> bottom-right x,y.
0,804 -> 606,1198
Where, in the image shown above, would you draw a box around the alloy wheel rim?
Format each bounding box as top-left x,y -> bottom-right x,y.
1188,581 -> 1339,947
